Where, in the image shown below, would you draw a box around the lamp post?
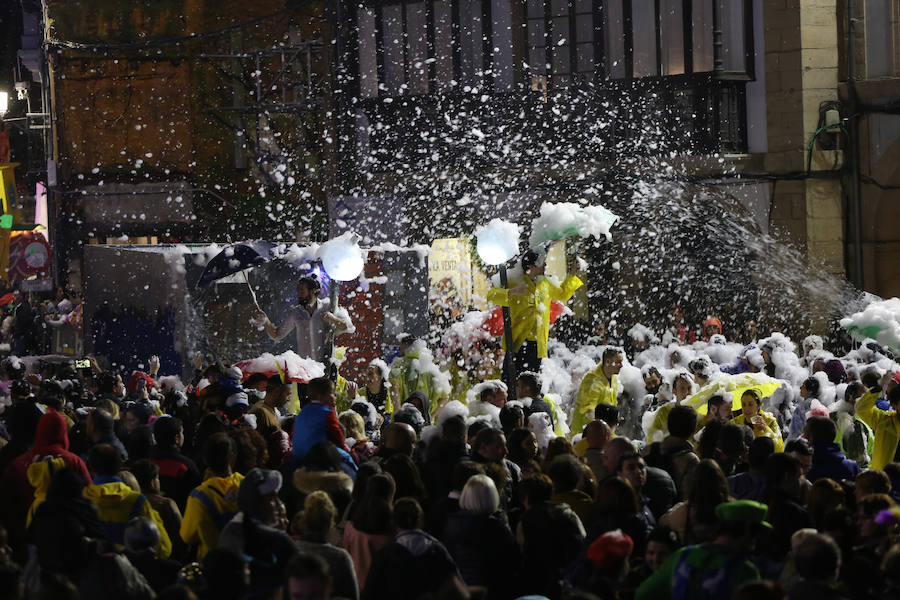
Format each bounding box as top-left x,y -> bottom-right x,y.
475,219 -> 520,400
319,232 -> 364,377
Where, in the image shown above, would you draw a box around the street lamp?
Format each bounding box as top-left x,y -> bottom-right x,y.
475,219 -> 520,399
318,232 -> 364,375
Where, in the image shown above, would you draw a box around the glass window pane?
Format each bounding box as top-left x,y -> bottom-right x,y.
693,0 -> 713,72
493,0 -> 514,91
552,43 -> 571,74
357,7 -> 379,97
529,45 -> 547,73
552,16 -> 569,46
660,0 -> 684,75
632,0 -> 657,77
459,0 -> 484,89
576,41 -> 594,72
382,5 -> 405,94
527,0 -> 545,19
434,0 -> 454,90
574,0 -> 592,13
866,0 -> 892,77
406,2 -> 429,94
575,12 -> 593,43
720,0 -> 745,72
551,0 -> 569,17
606,0 -> 625,78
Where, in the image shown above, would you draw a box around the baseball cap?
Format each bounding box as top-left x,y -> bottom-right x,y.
237,468 -> 283,516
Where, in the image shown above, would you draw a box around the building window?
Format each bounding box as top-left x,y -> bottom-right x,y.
524,0 -> 751,85
356,0 -> 515,98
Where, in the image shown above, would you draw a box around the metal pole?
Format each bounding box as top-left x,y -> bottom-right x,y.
499,263 -> 517,400
847,0 -> 864,289
327,281 -> 339,381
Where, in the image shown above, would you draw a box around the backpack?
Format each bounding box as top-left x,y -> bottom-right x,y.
670,545 -> 745,600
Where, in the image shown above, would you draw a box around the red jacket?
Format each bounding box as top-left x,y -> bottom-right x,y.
2,410 -> 91,512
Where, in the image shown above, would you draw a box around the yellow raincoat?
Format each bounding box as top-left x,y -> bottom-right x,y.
486,273 -> 583,359
25,457 -> 65,526
571,366 -> 619,436
180,472 -> 244,558
83,477 -> 172,558
389,352 -> 442,415
856,390 -> 899,471
732,410 -> 784,453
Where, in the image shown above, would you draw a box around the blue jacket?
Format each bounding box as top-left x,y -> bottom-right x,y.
291,403 -> 340,460
807,442 -> 861,483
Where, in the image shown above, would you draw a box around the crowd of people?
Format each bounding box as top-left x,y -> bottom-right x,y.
0,271 -> 899,600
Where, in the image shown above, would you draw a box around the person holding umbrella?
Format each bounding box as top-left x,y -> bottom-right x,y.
257,276 -> 348,363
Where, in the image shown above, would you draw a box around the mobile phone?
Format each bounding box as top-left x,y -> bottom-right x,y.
75,359 -> 91,369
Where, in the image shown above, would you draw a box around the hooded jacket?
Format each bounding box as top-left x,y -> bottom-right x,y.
733,410 -> 785,452
573,365 -> 620,436
487,273 -> 582,360
179,472 -> 244,558
857,390 -> 899,471
807,442 -> 861,483
2,410 -> 91,517
82,476 -> 172,558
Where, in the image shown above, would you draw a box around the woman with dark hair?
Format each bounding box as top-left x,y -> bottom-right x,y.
342,472 -> 395,590
358,360 -> 390,414
382,454 -> 427,504
659,459 -> 730,544
507,427 -> 539,470
586,476 -> 653,555
227,427 -> 269,474
543,437 -> 575,465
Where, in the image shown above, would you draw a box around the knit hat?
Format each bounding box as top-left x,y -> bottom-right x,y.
587,529 -> 634,568
715,500 -> 772,529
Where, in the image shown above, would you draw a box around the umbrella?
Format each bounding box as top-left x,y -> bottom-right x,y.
197,243 -> 267,288
234,350 -> 326,384
840,297 -> 900,353
197,243 -> 267,309
686,372 -> 786,416
528,201 -> 619,248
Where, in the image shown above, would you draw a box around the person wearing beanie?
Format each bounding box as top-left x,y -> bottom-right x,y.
636,500 -> 766,599
123,516 -> 181,593
218,468 -> 298,596
574,529 -> 634,598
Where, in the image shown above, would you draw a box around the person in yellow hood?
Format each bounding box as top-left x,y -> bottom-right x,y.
180,432 -> 244,558
572,348 -> 623,436
732,389 -> 784,453
82,444 -> 172,558
486,249 -> 582,376
856,378 -> 900,471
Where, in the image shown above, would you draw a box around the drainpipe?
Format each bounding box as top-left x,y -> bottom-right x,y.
711,0 -> 724,75
847,0 -> 864,289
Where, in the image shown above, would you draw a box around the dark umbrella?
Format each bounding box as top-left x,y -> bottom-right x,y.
196,243 -> 267,307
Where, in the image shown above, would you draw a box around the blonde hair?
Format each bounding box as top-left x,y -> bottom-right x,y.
339,411 -> 367,441
459,474 -> 500,515
298,491 -> 338,537
97,397 -> 120,420
118,470 -> 141,493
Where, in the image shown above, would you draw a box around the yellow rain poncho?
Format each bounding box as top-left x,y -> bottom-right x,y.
857,390 -> 900,471
486,273 -> 582,359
